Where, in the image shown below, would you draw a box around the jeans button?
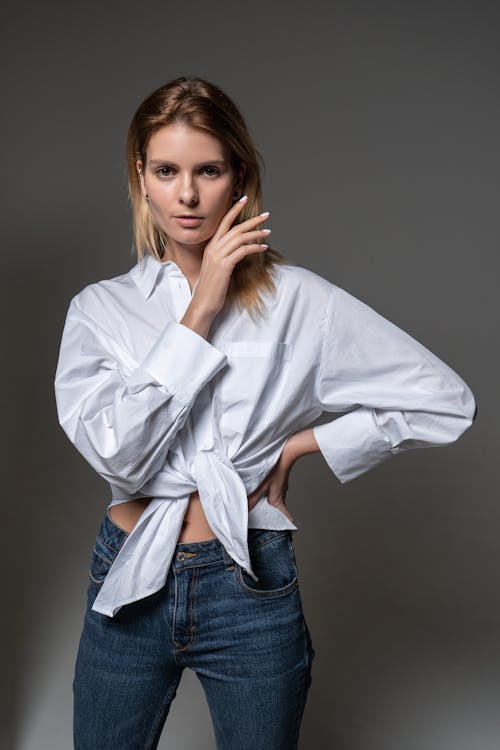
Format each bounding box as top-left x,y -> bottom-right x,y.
176,551 -> 186,561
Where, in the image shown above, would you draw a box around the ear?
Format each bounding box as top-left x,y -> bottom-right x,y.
136,159 -> 147,197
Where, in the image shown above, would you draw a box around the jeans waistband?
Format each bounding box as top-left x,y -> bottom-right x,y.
104,506 -> 289,573
172,535 -> 236,571
104,507 -> 236,570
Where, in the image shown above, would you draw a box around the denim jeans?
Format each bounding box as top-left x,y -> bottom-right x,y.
73,508 -> 316,749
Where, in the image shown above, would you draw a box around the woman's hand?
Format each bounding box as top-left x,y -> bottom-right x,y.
247,443 -> 298,525
247,430 -> 321,524
190,196 -> 271,318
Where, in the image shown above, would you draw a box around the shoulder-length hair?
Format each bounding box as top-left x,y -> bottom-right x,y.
126,75 -> 287,320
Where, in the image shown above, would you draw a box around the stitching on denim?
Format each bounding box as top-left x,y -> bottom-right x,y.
190,567 -> 198,638
89,532 -> 127,587
88,544 -> 115,586
88,574 -> 102,586
106,507 -> 132,536
172,568 -> 198,651
249,530 -> 289,551
237,531 -> 298,598
96,533 -> 122,555
289,650 -> 309,748
237,568 -> 298,598
176,558 -> 224,571
178,566 -> 197,650
236,547 -> 298,599
88,567 -> 106,587
143,675 -> 181,750
172,572 -> 179,655
92,546 -> 114,565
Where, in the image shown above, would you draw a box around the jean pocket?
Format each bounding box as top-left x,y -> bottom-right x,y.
236,529 -> 299,599
88,513 -> 128,588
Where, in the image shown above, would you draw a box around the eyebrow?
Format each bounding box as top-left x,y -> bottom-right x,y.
148,159 -> 227,168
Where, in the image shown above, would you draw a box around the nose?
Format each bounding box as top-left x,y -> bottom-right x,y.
178,174 -> 198,207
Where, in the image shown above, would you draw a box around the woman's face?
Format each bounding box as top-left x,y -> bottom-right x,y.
137,123 -> 242,259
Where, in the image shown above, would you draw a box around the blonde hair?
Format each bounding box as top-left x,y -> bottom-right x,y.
126,76 -> 287,321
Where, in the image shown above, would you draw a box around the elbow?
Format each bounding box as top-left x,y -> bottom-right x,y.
444,385 -> 477,445
435,376 -> 477,442
101,470 -> 144,495
459,381 -> 477,431
76,420 -> 162,495
96,452 -> 156,495
87,453 -> 151,494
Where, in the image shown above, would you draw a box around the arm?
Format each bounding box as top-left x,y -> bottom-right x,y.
54,195 -> 275,495
53,292 -> 227,494
311,286 -> 476,483
281,428 -> 321,464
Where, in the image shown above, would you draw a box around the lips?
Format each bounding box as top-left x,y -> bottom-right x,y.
174,216 -> 204,228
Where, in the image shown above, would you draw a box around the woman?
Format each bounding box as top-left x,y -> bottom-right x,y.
54,76 -> 476,750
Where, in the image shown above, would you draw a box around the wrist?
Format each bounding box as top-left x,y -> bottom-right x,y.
180,302 -> 216,339
283,429 -> 320,464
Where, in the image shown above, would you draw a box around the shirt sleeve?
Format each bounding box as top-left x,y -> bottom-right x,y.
312,286 -> 477,483
54,294 -> 228,493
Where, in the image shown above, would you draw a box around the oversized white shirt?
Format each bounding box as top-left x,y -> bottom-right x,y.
54,253 -> 476,617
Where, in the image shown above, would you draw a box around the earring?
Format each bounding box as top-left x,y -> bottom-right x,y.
145,193 -> 149,200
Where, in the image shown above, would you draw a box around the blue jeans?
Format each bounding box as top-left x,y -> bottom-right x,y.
73,509 -> 316,749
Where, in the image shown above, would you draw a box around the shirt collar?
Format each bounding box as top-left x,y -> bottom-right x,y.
130,253 -> 181,300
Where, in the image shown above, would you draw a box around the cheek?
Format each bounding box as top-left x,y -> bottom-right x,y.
204,193 -> 232,226
214,191 -> 235,219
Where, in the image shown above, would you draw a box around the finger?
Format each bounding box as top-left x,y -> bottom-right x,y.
216,206 -> 270,247
248,484 -> 267,505
227,210 -> 270,235
212,195 -> 249,240
218,217 -> 270,252
273,505 -> 295,524
248,497 -> 263,512
248,483 -> 271,511
273,500 -> 296,524
230,242 -> 269,265
221,228 -> 270,256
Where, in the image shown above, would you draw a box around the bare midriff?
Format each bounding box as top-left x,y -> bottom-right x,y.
108,490 -> 217,542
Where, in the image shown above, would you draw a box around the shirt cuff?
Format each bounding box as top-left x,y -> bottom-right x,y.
313,407 -> 392,483
140,321 -> 228,397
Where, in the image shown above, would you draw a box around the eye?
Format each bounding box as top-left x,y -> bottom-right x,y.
156,167 -> 174,177
200,166 -> 221,177
155,165 -> 222,179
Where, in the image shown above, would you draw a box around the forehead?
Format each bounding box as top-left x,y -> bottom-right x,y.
146,123 -> 229,162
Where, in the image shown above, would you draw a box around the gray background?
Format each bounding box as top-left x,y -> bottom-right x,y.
2,1 -> 498,748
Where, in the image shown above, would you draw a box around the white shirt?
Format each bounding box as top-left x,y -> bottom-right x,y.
54,253 -> 476,617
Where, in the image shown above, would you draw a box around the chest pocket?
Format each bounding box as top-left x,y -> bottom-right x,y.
214,340 -> 293,434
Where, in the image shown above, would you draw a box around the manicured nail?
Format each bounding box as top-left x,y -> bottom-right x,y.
260,211 -> 269,217
239,194 -> 248,202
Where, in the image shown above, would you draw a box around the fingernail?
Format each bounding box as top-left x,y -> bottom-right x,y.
260,211 -> 269,217
239,194 -> 248,202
